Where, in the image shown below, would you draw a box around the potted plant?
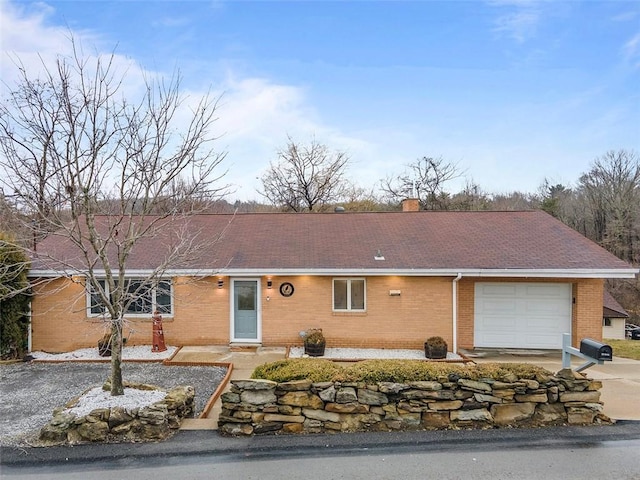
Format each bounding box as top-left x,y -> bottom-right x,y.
424,336 -> 448,359
302,328 -> 326,357
97,333 -> 127,357
98,333 -> 112,357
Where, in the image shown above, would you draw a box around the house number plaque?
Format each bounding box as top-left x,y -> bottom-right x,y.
279,282 -> 294,297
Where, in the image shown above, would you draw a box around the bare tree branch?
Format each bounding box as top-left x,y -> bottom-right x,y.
0,36 -> 229,394
259,136 -> 350,212
380,156 -> 461,210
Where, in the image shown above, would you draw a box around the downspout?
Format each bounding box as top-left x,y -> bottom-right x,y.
27,297 -> 32,353
452,273 -> 462,354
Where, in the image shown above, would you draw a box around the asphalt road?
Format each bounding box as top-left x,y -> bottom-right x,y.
3,421 -> 640,474
3,434 -> 639,479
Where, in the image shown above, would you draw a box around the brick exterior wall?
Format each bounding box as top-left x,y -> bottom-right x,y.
30,274 -> 604,352
571,279 -> 604,345
262,276 -> 453,349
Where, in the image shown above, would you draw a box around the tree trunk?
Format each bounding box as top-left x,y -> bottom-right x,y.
109,320 -> 124,396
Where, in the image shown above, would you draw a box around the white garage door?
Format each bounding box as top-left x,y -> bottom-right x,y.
474,283 -> 572,349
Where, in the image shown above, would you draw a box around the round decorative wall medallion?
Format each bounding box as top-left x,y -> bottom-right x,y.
279,282 -> 294,297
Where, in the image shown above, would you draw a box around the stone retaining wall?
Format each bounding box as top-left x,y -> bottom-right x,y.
39,383 -> 195,445
219,369 -> 610,435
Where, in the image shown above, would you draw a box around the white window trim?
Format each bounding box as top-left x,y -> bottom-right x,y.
332,278 -> 366,312
86,278 -> 174,318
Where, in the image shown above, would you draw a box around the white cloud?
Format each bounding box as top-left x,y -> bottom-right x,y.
489,0 -> 542,43
611,10 -> 639,22
203,75 -> 383,199
0,1 -> 145,94
0,1 -> 377,201
623,32 -> 640,67
493,11 -> 539,43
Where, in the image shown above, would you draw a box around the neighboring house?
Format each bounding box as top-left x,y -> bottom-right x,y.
602,290 -> 629,340
28,201 -> 639,353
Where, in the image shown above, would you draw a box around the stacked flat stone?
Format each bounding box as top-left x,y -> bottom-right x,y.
38,383 -> 195,445
219,368 -> 609,436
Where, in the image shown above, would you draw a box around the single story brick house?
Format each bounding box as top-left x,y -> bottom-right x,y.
28,202 -> 638,353
602,290 -> 630,340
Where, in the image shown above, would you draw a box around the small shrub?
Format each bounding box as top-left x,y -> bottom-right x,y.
424,336 -> 448,359
251,359 -> 552,384
425,336 -> 447,347
303,329 -> 325,345
251,358 -> 342,383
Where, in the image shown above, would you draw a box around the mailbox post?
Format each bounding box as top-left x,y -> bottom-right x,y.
561,333 -> 612,373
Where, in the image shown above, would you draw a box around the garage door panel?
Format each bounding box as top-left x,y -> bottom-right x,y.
524,299 -> 570,315
479,284 -> 518,296
525,333 -> 564,349
524,284 -> 566,297
474,283 -> 571,349
482,315 -> 517,328
480,299 -> 518,314
524,316 -> 568,333
481,332 -> 520,346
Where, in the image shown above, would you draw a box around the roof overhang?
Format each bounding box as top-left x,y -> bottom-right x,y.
29,267 -> 640,279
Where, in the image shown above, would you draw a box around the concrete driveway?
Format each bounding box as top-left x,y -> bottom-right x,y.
471,351 -> 640,421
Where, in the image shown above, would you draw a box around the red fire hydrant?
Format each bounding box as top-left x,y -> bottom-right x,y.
152,311 -> 167,352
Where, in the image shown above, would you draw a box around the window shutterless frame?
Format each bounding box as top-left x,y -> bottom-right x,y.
86,278 -> 173,317
332,278 -> 366,312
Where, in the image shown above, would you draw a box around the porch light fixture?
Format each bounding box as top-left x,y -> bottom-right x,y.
267,279 -> 273,289
217,278 -> 224,289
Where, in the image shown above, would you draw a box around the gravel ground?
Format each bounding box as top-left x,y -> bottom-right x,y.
288,346 -> 462,360
0,361 -> 227,447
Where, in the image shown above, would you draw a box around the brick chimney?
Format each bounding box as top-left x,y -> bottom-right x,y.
402,198 -> 420,212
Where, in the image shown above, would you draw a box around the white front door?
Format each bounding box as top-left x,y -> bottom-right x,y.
474,282 -> 572,349
231,279 -> 261,343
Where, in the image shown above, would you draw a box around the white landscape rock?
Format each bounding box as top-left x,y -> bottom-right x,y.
30,345 -> 178,361
288,347 -> 462,361
65,387 -> 167,417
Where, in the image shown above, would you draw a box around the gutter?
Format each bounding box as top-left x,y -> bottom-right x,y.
27,267 -> 640,279
452,273 -> 462,354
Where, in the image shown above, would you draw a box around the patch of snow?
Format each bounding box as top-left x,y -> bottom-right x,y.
288,347 -> 462,360
65,386 -> 167,417
30,345 -> 178,361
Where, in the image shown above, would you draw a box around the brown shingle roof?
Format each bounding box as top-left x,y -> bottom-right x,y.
30,210 -> 637,277
603,290 -> 629,318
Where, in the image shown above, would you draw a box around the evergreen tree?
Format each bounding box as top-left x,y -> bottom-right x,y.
0,234 -> 30,359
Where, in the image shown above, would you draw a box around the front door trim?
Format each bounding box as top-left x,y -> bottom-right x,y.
230,278 -> 262,343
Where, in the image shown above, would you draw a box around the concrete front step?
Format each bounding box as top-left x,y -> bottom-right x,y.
229,343 -> 261,352
180,418 -> 219,430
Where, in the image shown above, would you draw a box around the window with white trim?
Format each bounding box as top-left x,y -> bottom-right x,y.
88,279 -> 173,316
333,278 -> 366,311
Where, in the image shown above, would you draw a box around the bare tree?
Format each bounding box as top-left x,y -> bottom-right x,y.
487,191 -> 539,211
380,156 -> 461,210
0,39 -> 228,395
259,136 -> 350,212
577,150 -> 640,263
449,180 -> 490,211
571,150 -> 640,317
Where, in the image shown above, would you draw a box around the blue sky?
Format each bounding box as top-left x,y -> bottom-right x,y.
2,0 -> 639,201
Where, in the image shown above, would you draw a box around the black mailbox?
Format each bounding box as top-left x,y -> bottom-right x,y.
579,338 -> 613,361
